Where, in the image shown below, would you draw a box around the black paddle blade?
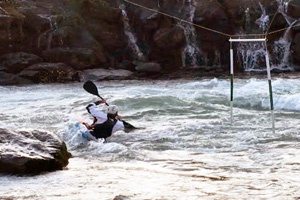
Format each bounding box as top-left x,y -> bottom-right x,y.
123,120 -> 138,130
83,80 -> 100,97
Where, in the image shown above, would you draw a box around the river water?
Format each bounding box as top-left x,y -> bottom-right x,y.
0,78 -> 300,200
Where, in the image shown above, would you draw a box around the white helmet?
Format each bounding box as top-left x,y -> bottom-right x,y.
106,105 -> 119,114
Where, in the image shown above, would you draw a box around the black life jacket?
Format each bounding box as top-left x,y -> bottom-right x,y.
91,116 -> 117,139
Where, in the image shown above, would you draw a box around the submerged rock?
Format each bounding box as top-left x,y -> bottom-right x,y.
0,128 -> 71,175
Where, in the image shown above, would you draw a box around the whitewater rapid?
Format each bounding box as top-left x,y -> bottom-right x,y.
0,78 -> 300,200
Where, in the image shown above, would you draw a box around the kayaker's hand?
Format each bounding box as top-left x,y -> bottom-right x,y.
82,122 -> 90,129
116,115 -> 122,120
95,99 -> 106,105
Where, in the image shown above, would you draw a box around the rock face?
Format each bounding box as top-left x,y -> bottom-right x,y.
0,52 -> 42,74
0,128 -> 71,175
0,0 -> 299,84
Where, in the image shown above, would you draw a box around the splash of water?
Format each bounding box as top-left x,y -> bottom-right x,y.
119,3 -> 145,60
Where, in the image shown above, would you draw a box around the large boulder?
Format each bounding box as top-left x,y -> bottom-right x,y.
0,72 -> 32,85
0,52 -> 42,74
0,128 -> 71,175
19,62 -> 78,83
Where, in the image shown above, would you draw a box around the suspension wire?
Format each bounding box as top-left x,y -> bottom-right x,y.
124,0 -> 232,38
265,8 -> 279,36
124,0 -> 300,40
268,23 -> 300,35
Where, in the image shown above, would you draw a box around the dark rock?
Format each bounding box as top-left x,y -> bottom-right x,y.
0,128 -> 71,175
0,52 -> 42,74
153,27 -> 184,49
287,0 -> 300,19
81,68 -> 134,81
19,62 -> 77,83
149,27 -> 185,69
135,62 -> 161,72
42,47 -> 107,70
291,33 -> 300,66
0,71 -> 32,85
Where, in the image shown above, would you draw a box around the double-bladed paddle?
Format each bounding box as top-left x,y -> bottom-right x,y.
83,80 -> 137,130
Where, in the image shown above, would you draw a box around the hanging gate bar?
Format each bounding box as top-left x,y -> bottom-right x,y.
228,38 -> 275,133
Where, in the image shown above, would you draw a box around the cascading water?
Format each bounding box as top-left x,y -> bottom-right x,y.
7,20 -> 12,53
272,0 -> 299,70
255,3 -> 270,32
37,15 -> 58,49
245,8 -> 251,33
178,0 -> 200,67
236,42 -> 266,71
237,0 -> 298,72
119,3 -> 144,60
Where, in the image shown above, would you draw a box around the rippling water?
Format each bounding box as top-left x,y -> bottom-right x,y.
1,78 -> 300,200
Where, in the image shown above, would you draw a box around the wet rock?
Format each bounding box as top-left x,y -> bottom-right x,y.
152,27 -> 184,49
135,62 -> 161,73
42,47 -> 107,70
81,68 -> 134,81
0,52 -> 42,74
287,0 -> 300,19
291,33 -> 300,66
19,62 -> 77,83
0,14 -> 13,54
0,128 -> 71,175
149,27 -> 185,69
0,71 -> 32,85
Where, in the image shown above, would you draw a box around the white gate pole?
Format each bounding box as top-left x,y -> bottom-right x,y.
265,48 -> 276,134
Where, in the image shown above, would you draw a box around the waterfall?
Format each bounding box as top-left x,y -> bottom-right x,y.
178,0 -> 200,67
236,42 -> 266,71
47,16 -> 57,50
7,20 -> 13,53
245,8 -> 251,33
37,15 -> 58,49
255,3 -> 269,32
119,3 -> 144,60
272,20 -> 298,70
278,0 -> 290,13
271,0 -> 298,70
237,0 -> 297,72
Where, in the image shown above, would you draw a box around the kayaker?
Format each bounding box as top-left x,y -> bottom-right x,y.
82,99 -> 124,142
